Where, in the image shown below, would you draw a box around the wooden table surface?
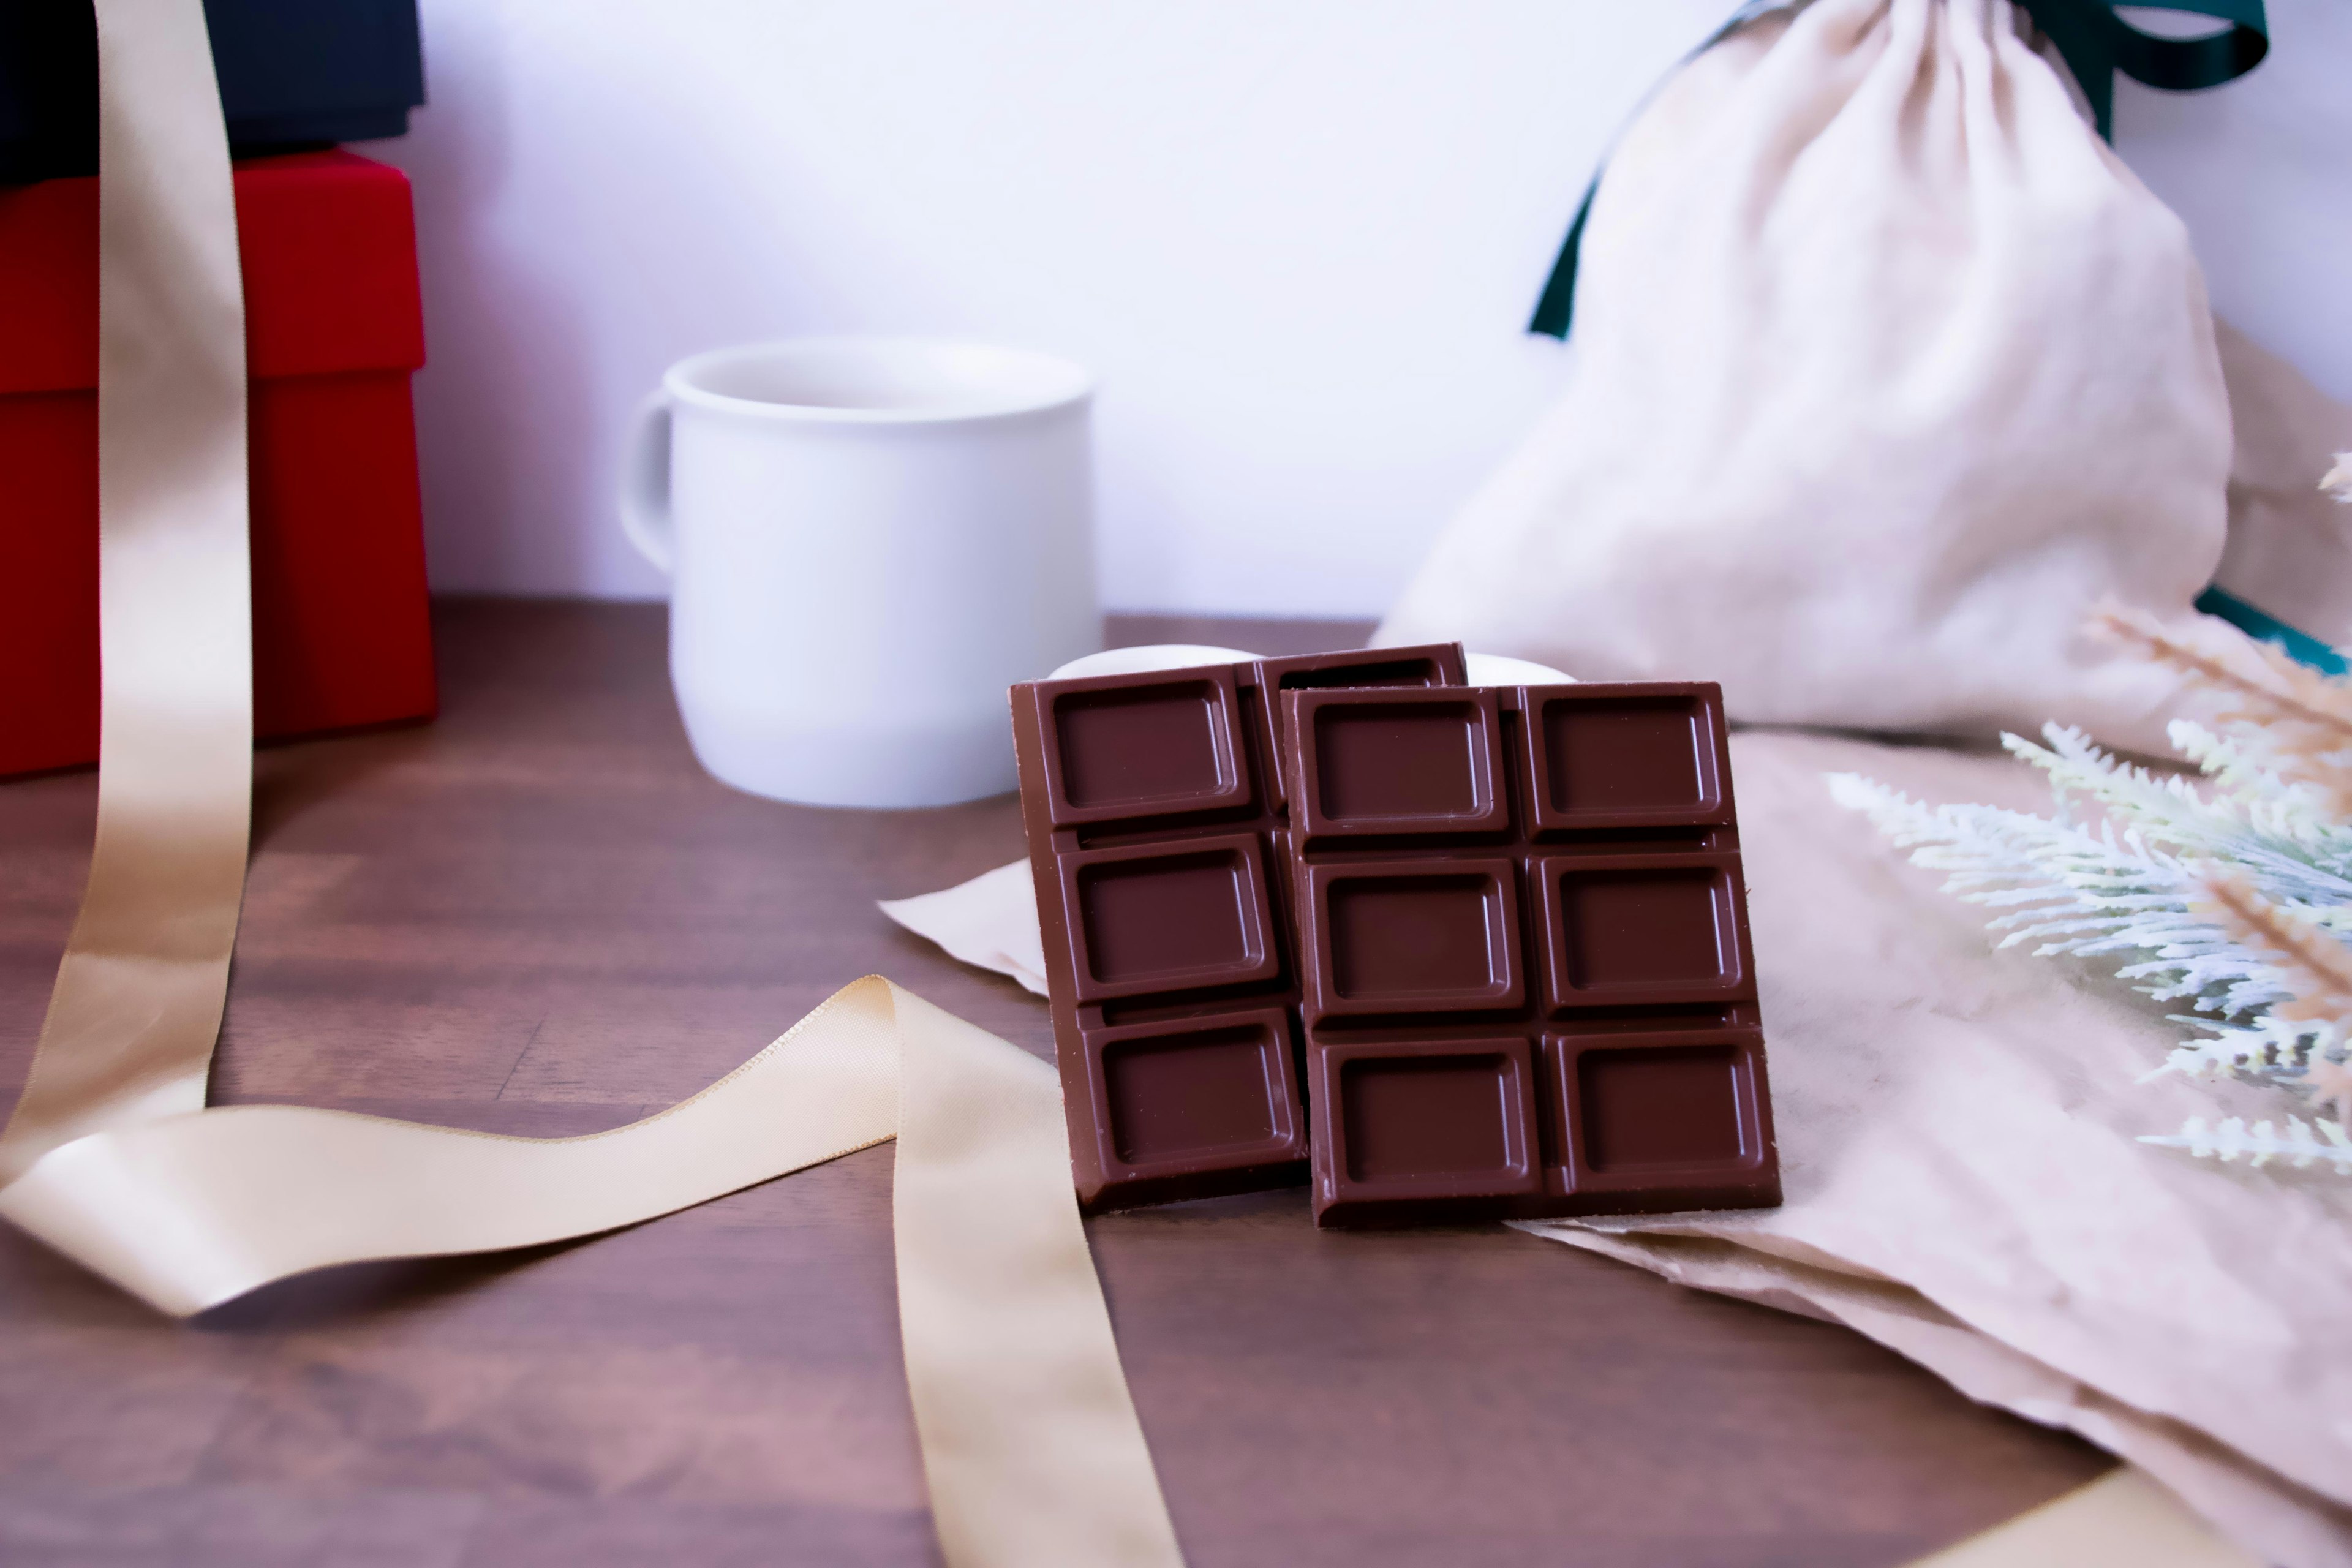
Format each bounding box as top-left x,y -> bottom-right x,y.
0,600 -> 2108,1567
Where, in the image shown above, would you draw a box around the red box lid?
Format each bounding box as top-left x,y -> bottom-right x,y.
0,148 -> 424,395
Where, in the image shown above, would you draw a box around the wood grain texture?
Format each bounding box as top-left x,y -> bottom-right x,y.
0,601 -> 2110,1566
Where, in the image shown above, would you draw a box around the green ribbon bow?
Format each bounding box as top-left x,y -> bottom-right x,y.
1527,0 -> 2269,341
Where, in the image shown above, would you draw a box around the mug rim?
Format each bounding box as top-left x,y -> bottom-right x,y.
662,336 -> 1094,426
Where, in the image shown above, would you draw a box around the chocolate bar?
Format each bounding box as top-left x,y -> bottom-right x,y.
1277,682 -> 1781,1225
1010,644 -> 1469,1212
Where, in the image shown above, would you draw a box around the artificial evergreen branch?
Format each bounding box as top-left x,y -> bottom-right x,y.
2139,1115 -> 2352,1171
1834,579 -> 2352,1178
2094,605 -> 2352,814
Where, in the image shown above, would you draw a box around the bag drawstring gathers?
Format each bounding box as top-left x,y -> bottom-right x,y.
1528,0 -> 2268,341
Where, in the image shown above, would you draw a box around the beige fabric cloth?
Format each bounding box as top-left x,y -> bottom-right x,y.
884,728 -> 2352,1567
0,6 -> 1186,1564
1375,0 -> 2234,755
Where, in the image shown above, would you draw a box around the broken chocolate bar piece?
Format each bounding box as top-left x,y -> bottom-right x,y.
1010,644 -> 1469,1212
1277,682 -> 1781,1226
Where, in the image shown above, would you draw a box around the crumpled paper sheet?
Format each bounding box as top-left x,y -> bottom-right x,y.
882,729 -> 2352,1568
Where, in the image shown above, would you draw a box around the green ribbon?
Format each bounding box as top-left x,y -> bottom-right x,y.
2195,587 -> 2349,677
1528,0 -> 2268,340
2023,0 -> 2267,138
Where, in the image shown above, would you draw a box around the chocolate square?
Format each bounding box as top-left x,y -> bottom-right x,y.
1252,648 -> 1468,806
1289,691 -> 1510,837
1533,852 -> 1752,1010
1072,1009 -> 1310,1208
1520,683 -> 1732,832
1059,835 -> 1280,1002
1302,860 -> 1524,1019
1011,643 -> 1469,1213
1280,681 -> 1781,1226
1039,668 -> 1251,826
1310,1037 -> 1543,1224
1541,1030 -> 1777,1212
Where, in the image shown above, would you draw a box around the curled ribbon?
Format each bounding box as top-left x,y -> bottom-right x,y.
0,4 -> 1185,1564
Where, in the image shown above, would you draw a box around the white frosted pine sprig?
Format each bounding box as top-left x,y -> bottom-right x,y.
2150,1011 -> 2339,1090
2139,1115 -> 2352,1171
1823,763 -> 2297,1017
1831,597 -> 2352,1178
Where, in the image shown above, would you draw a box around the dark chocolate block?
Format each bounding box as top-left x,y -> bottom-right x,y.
1278,682 -> 1781,1226
1011,644 -> 1469,1212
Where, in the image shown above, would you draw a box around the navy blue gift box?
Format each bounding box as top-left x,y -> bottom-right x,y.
0,0 -> 424,184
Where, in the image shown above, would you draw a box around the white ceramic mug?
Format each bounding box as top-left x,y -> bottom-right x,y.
619,338 -> 1102,808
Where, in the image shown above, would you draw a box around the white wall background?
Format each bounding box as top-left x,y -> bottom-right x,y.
361,0 -> 2352,619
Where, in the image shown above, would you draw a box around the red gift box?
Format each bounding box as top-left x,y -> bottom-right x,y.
0,148 -> 435,777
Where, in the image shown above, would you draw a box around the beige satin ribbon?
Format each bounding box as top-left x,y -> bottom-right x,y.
0,0 -> 252,1188
0,6 -> 1183,1565
1,976 -> 1183,1565
1908,1469 -> 2260,1568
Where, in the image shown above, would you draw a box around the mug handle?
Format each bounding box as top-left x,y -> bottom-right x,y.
617,389 -> 677,575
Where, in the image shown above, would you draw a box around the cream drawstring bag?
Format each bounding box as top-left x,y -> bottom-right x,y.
1378,0 -> 2267,753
